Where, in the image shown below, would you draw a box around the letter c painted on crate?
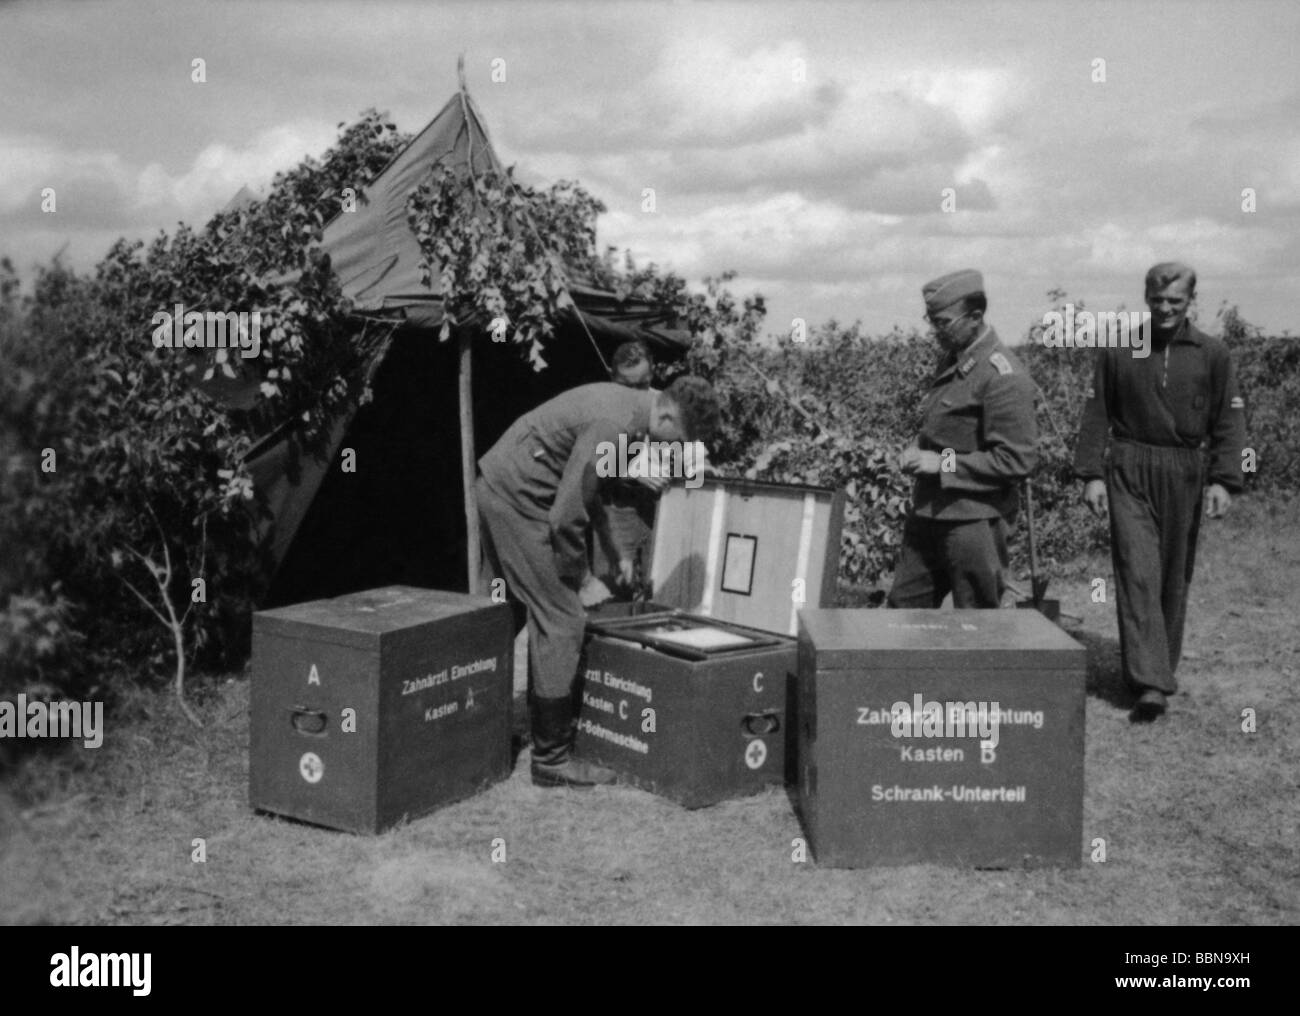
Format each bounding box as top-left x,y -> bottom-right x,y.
619,699 -> 628,720
753,671 -> 764,693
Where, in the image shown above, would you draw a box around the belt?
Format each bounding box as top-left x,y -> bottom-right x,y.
1110,437 -> 1204,465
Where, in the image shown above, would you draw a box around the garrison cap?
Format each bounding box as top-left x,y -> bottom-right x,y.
923,269 -> 984,315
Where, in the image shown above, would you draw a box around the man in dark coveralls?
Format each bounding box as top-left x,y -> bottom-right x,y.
887,269 -> 1038,609
476,377 -> 721,786
1074,262 -> 1246,721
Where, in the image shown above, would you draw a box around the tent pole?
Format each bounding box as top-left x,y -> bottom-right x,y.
458,326 -> 482,594
455,54 -> 482,595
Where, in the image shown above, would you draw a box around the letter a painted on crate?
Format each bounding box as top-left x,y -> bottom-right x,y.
308,664 -> 321,686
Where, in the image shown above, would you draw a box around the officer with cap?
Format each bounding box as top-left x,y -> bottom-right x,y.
887,269 -> 1038,608
1073,262 -> 1247,721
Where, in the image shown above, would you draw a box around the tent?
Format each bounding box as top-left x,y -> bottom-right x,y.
238,86 -> 689,607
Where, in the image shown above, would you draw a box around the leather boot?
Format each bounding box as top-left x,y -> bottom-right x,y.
529,695 -> 617,788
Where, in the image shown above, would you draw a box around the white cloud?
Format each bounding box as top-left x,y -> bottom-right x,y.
0,120 -> 339,228
903,68 -> 1018,134
132,120 -> 339,214
506,36 -> 840,152
1076,218 -> 1291,278
0,137 -> 133,214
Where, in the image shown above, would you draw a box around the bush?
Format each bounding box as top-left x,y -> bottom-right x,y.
686,297 -> 1295,592
0,588 -> 83,701
0,113 -> 411,712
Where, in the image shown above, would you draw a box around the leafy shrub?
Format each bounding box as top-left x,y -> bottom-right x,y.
0,113 -> 411,711
0,587 -> 83,700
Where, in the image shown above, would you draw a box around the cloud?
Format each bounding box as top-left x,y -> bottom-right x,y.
0,120 -> 340,249
132,120 -> 340,214
513,72 -> 995,217
0,138 -> 134,218
506,37 -> 842,152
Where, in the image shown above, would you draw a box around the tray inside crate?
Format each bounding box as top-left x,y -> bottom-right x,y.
587,611 -> 784,661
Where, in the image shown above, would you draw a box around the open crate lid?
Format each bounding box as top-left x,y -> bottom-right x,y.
646,477 -> 845,636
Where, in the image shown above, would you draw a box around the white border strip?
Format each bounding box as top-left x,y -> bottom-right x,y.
788,492 -> 816,635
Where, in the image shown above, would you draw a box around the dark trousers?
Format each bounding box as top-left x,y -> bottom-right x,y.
1107,440 -> 1204,695
887,515 -> 1010,609
475,476 -> 585,700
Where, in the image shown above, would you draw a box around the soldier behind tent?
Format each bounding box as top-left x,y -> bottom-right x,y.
611,338 -> 653,388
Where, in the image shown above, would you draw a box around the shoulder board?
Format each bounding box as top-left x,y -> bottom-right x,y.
1230,396 -> 1244,410
989,352 -> 1014,376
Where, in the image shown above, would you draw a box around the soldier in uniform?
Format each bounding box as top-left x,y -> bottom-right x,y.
1073,262 -> 1246,720
476,376 -> 721,786
888,269 -> 1038,609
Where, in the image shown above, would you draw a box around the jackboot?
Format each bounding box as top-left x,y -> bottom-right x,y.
530,695 -> 617,788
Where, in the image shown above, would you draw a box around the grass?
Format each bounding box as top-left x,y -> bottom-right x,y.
2,496 -> 1298,925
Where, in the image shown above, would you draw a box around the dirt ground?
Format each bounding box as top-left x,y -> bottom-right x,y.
2,497 -> 1298,925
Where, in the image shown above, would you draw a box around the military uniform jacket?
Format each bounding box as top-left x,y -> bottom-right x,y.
478,383 -> 654,582
1072,321 -> 1246,491
911,325 -> 1039,521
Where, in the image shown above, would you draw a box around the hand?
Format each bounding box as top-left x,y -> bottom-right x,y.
914,451 -> 942,475
1083,479 -> 1108,518
687,442 -> 712,480
633,472 -> 670,494
579,573 -> 614,607
900,446 -> 942,475
1204,484 -> 1231,519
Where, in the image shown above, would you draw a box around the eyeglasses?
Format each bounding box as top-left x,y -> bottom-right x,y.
925,311 -> 968,330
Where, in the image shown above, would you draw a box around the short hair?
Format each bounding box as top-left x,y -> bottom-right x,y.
612,339 -> 649,369
1145,262 -> 1197,298
611,340 -> 653,388
663,376 -> 721,444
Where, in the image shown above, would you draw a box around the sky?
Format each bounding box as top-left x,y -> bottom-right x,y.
2,0 -> 1298,342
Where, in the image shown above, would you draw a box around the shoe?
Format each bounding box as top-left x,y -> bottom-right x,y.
1131,688 -> 1167,722
529,695 -> 617,788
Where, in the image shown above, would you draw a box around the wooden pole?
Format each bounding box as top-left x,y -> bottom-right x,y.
455,53 -> 482,595
458,325 -> 481,595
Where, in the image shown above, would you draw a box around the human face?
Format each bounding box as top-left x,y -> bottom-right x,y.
614,359 -> 653,388
926,306 -> 976,352
1146,279 -> 1193,336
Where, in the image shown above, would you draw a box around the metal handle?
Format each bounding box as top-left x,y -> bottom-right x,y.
742,711 -> 780,736
289,706 -> 328,736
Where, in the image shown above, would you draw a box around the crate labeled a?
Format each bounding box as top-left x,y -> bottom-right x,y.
250,585 -> 513,834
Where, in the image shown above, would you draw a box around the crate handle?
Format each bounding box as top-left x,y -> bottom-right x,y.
289,706 -> 328,736
742,711 -> 780,737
